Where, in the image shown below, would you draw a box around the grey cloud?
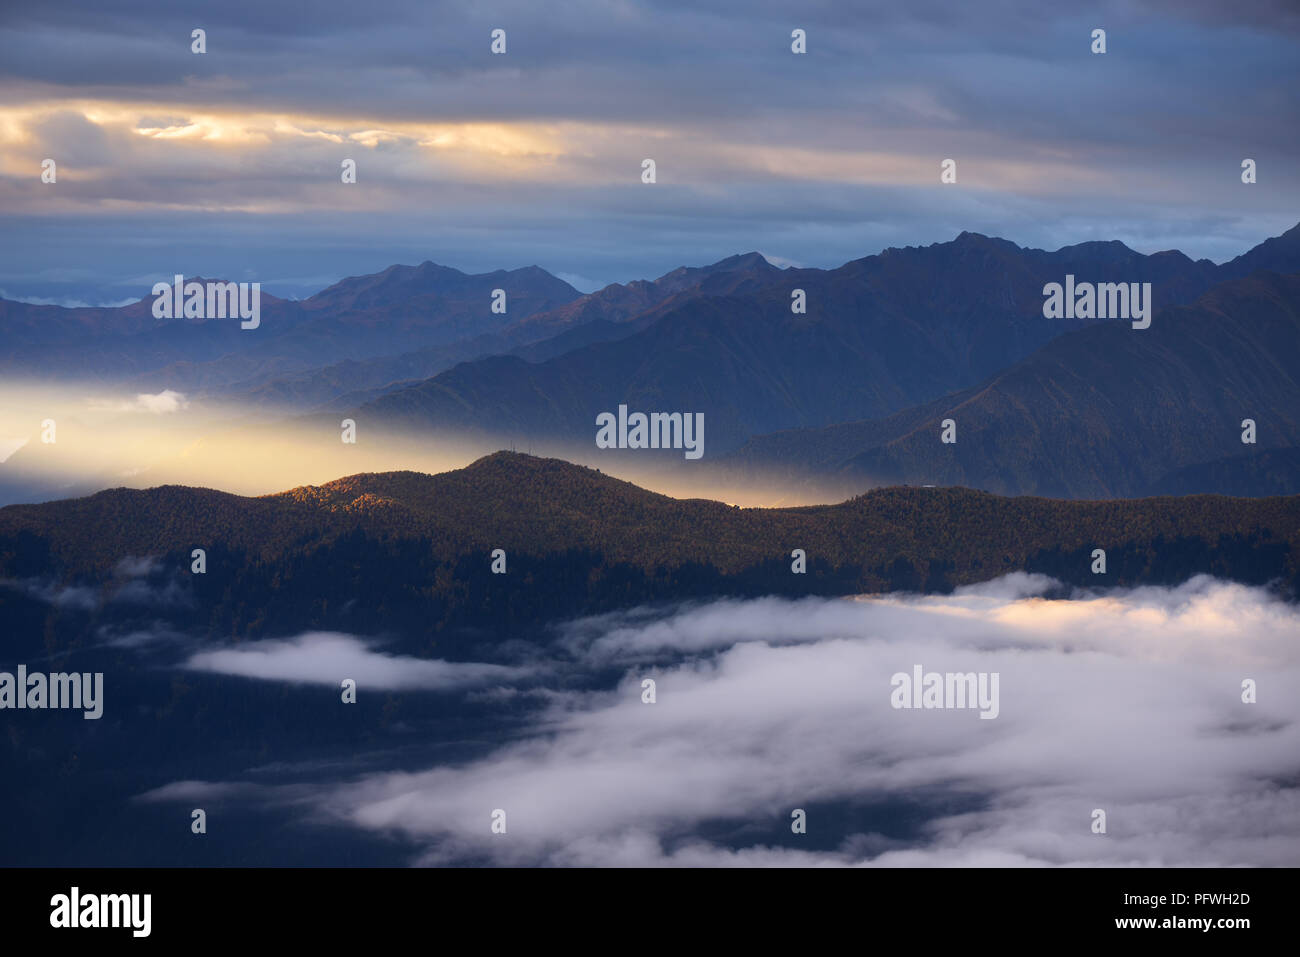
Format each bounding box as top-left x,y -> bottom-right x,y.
135,779 -> 265,803
98,623 -> 190,649
1,1 -> 1295,301
113,556 -> 160,578
2,183 -> 1290,306
0,576 -> 98,611
4,2 -> 1296,134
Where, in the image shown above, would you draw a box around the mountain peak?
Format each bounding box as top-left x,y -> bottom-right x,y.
662,251 -> 774,276
1056,238 -> 1137,257
711,251 -> 774,270
1222,220 -> 1300,278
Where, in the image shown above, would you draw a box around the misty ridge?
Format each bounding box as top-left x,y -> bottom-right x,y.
3,222 -> 1300,504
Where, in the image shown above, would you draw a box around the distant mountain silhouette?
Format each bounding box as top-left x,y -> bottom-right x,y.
230,251 -> 787,410
0,254 -> 794,410
723,271 -> 1300,498
355,228 -> 1298,453
302,262 -> 575,316
0,265 -> 583,393
6,227 -> 1300,502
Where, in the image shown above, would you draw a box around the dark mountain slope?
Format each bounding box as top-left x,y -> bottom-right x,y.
1221,221 -> 1300,278
355,228 -> 1270,453
1146,447 -> 1300,498
725,271 -> 1300,498
1,454 -> 1296,630
226,252 -> 787,410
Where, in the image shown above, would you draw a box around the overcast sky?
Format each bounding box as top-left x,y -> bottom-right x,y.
2,0 -> 1297,303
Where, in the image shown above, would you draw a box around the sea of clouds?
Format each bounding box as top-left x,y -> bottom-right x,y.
143,574 -> 1300,867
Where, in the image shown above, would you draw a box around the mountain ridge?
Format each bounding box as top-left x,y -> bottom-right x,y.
353,226 -> 1300,454
2,452 -> 1296,602
722,270 -> 1300,497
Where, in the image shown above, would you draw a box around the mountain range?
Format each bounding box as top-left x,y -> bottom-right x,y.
348,225 -> 1300,494
721,270 -> 1300,498
350,233 -> 1236,443
0,263 -> 583,399
3,223 -> 1300,501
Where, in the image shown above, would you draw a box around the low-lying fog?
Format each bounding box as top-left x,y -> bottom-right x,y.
0,379 -> 861,506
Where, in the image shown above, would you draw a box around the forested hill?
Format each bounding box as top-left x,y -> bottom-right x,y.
2,451 -> 1296,599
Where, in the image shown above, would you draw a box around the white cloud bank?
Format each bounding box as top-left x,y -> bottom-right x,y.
185,631 -> 529,691
87,390 -> 189,414
166,576 -> 1300,866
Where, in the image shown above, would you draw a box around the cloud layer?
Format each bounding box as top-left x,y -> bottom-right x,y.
152,575 -> 1300,866
185,631 -> 529,690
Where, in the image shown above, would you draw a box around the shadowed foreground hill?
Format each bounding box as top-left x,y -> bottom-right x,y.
1,452 -> 1297,646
